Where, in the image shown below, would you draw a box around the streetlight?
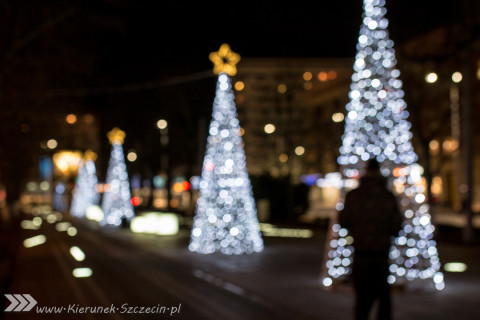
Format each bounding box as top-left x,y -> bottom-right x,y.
442,69 -> 474,242
157,119 -> 168,130
157,119 -> 169,147
156,119 -> 170,210
264,123 -> 276,134
425,72 -> 438,83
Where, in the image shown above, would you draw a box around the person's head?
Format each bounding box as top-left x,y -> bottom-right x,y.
366,158 -> 380,173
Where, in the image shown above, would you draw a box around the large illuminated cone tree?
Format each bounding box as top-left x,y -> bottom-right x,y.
70,150 -> 100,218
101,127 -> 135,226
320,0 -> 444,291
189,44 -> 264,255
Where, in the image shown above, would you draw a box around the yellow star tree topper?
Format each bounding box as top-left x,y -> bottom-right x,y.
107,127 -> 126,145
83,149 -> 98,161
209,43 -> 241,76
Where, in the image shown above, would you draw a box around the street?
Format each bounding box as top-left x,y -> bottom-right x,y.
1,207 -> 480,320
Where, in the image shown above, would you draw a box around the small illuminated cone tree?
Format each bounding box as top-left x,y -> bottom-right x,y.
70,150 -> 100,218
101,127 -> 135,226
189,44 -> 264,255
320,0 -> 444,291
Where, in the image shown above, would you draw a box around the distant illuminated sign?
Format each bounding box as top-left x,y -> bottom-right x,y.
130,212 -> 179,235
53,151 -> 82,177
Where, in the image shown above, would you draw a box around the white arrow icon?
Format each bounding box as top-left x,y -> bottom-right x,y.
22,294 -> 37,311
4,295 -> 18,312
4,294 -> 37,312
14,294 -> 28,311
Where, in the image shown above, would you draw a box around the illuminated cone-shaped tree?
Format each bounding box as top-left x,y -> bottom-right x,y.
70,150 -> 100,218
320,0 -> 444,291
101,127 -> 135,226
189,44 -> 264,255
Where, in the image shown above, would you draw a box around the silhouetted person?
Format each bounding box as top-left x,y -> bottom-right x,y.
339,159 -> 403,320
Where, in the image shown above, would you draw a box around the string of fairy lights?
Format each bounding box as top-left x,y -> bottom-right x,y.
100,128 -> 135,227
70,150 -> 100,218
188,44 -> 264,255
321,0 -> 444,291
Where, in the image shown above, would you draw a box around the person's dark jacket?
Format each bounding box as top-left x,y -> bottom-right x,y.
339,171 -> 403,253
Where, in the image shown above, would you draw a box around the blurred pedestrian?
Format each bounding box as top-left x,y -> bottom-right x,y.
339,159 -> 403,320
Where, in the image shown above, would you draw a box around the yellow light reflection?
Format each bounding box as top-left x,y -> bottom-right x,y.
70,246 -> 86,261
33,217 -> 42,226
20,220 -> 40,230
72,268 -> 92,278
24,235 -> 46,248
67,227 -> 78,237
46,214 -> 57,224
444,262 -> 467,272
86,205 -> 104,222
55,222 -> 72,232
130,212 -> 179,235
259,223 -> 313,238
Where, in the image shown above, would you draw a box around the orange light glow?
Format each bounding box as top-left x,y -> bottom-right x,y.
277,84 -> 287,93
328,71 -> 337,80
84,114 -> 95,124
393,167 -> 402,177
303,71 -> 313,81
236,94 -> 245,104
303,82 -> 313,90
318,72 -> 328,81
172,181 -> 191,193
66,114 -> 77,124
53,151 -> 82,177
172,183 -> 184,193
234,81 -> 245,91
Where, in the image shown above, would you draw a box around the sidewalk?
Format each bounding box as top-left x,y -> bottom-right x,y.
432,205 -> 480,229
100,219 -> 480,320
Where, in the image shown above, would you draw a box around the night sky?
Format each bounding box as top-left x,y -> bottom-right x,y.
80,0 -> 460,77
0,0 -> 461,110
27,0 -> 460,119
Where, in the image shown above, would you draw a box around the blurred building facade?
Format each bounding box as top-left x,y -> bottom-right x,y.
233,31 -> 480,216
233,58 -> 352,181
394,22 -> 480,213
